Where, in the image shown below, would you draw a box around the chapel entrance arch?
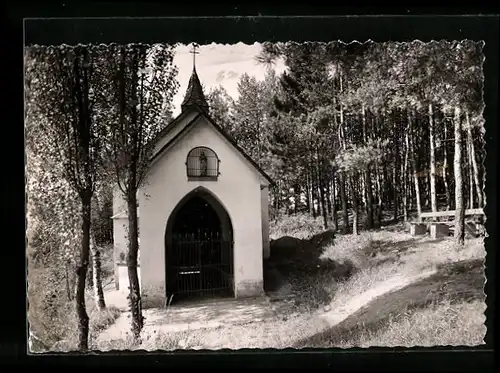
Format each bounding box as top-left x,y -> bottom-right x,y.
165,187 -> 234,303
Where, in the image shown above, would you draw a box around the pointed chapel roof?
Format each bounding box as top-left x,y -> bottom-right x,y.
150,105 -> 276,187
181,67 -> 209,114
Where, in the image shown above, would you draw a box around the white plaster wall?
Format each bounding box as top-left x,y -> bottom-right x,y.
117,265 -> 142,294
139,115 -> 266,305
261,187 -> 270,259
112,217 -> 128,289
112,217 -> 128,255
112,187 -> 141,289
112,185 -> 128,215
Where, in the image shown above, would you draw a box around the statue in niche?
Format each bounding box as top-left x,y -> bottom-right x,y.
199,150 -> 208,176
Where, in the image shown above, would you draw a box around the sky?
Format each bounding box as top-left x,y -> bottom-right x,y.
171,42 -> 286,116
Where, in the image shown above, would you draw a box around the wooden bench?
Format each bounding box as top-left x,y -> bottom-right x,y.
410,208 -> 485,239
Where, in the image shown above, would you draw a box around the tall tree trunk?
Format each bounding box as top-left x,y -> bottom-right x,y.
76,199 -> 91,351
127,190 -> 144,340
374,163 -> 383,227
350,174 -> 359,235
428,103 -> 438,214
294,184 -> 300,215
326,177 -> 332,217
382,164 -> 391,215
364,169 -> 374,229
338,73 -> 349,232
311,177 -> 317,219
87,257 -> 94,289
409,111 -> 422,221
339,172 -> 349,233
468,135 -> 474,209
306,172 -> 313,216
360,172 -> 367,208
330,176 -> 338,231
466,111 -> 483,208
453,107 -> 466,245
311,160 -> 317,218
90,234 -> 106,310
407,169 -> 413,214
317,152 -> 328,230
443,121 -> 451,210
361,104 -> 374,229
316,175 -> 322,218
392,165 -> 399,221
403,126 -> 410,222
481,140 -> 487,209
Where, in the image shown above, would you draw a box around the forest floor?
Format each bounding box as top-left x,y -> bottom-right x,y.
95,217 -> 487,350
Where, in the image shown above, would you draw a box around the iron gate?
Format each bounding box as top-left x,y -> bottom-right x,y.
167,232 -> 234,300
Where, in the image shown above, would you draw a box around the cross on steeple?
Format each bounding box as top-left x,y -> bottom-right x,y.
190,43 -> 200,70
181,43 -> 209,113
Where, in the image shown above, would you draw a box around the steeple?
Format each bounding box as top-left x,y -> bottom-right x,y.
181,43 -> 209,114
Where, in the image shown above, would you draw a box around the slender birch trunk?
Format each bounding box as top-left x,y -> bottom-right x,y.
454,107 -> 466,245
429,103 -> 438,215
443,121 -> 451,210
331,176 -> 338,231
466,111 -> 483,208
338,73 -> 349,233
76,200 -> 91,351
375,163 -> 383,227
127,189 -> 143,340
468,135 -> 475,209
350,174 -> 359,235
90,233 -> 106,310
317,151 -> 328,230
403,125 -> 410,222
409,111 -> 422,221
362,104 -> 374,229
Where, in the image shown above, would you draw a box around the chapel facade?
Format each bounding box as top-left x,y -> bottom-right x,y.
112,63 -> 273,308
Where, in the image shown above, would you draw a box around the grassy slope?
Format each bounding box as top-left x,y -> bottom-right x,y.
99,215 -> 487,350
293,221 -> 487,348
295,258 -> 486,348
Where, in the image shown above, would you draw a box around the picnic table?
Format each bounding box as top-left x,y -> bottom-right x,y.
410,208 -> 485,239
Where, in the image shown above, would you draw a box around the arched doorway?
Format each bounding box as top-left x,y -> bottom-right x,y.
165,187 -> 234,303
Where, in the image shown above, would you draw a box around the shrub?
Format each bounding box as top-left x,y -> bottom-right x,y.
28,259 -> 120,352
27,267 -> 76,351
270,213 -> 325,240
321,232 -> 374,269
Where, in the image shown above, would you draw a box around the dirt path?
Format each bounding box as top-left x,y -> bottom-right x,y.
295,259 -> 486,348
95,230 -> 485,350
316,269 -> 437,327
97,296 -> 278,345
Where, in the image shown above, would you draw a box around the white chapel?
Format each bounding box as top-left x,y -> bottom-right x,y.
112,58 -> 274,308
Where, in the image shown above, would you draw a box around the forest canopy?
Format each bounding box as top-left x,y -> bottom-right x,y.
209,41 -> 485,235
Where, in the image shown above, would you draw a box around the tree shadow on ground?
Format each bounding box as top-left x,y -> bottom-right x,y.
266,229 -> 352,279
360,237 -> 448,268
265,230 -> 355,311
268,230 -> 337,262
367,236 -> 445,255
264,228 -> 453,312
294,258 -> 486,348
